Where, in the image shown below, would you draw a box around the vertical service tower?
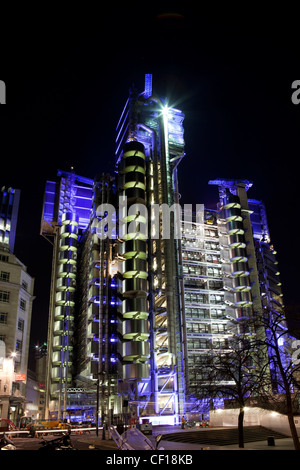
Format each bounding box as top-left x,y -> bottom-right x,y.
44,171 -> 79,418
116,74 -> 186,423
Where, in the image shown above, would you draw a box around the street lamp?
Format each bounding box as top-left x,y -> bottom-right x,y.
96,371 -> 106,439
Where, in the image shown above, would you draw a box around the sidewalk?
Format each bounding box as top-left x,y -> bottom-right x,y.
157,437 -> 296,450
149,426 -> 296,451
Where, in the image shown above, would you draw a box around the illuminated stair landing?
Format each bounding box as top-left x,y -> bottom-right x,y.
161,426 -> 288,446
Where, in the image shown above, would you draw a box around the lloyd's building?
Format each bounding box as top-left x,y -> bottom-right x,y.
40,75 -> 286,424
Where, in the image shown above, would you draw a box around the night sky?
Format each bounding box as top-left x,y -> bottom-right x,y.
1,7 -> 300,359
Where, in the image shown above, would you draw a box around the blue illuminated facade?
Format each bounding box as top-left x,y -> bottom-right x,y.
248,198 -> 289,392
41,76 -> 289,424
41,171 -> 120,421
0,186 -> 20,252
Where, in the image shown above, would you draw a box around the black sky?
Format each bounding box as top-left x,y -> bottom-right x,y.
1,6 -> 300,352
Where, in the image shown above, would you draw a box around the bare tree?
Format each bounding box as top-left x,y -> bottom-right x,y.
190,306 -> 300,450
194,326 -> 269,448
252,307 -> 300,450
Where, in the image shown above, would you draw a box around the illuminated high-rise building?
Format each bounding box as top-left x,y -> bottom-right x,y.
41,75 -> 185,423
115,75 -> 186,422
41,75 -> 288,423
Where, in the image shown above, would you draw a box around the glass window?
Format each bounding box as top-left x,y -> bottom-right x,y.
0,271 -> 10,282
0,291 -> 10,303
0,312 -> 7,324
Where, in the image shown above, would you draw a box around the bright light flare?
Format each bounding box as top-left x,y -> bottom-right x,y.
162,105 -> 170,117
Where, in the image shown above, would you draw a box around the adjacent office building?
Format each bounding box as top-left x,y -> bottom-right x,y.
0,187 -> 35,424
41,75 -> 287,423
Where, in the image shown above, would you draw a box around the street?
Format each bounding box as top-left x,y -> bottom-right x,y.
0,425 -> 180,451
1,425 -> 296,452
1,431 -> 119,450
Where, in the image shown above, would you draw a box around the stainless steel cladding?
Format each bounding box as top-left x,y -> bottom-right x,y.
118,141 -> 150,380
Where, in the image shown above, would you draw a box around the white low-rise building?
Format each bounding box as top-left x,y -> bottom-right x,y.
0,242 -> 35,425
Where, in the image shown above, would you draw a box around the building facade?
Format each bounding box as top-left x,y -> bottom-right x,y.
0,188 -> 35,424
41,75 -> 288,424
180,180 -> 287,414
